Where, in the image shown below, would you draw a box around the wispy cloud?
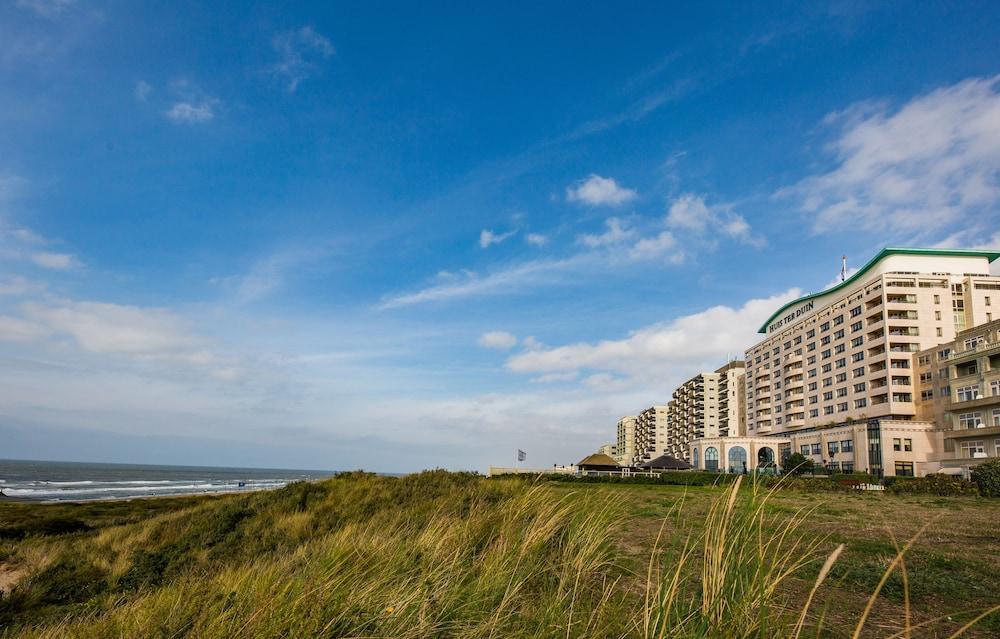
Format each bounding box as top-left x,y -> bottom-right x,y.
134,80 -> 152,102
577,217 -> 635,248
166,100 -> 216,123
268,26 -> 335,92
778,75 -> 1000,243
15,0 -> 74,17
479,228 -> 517,248
525,233 -> 548,247
30,251 -> 79,270
566,175 -> 637,207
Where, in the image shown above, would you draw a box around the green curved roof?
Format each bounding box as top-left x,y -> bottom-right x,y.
757,248 -> 1000,334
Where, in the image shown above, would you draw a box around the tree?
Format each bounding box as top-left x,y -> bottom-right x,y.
971,458 -> 1000,497
784,453 -> 814,476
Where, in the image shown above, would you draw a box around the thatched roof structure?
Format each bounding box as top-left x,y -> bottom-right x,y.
577,453 -> 620,471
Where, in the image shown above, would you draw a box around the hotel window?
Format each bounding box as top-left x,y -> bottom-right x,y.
992,380 -> 1000,396
919,372 -> 932,383
854,382 -> 866,392
821,322 -> 830,331
811,443 -> 821,455
842,462 -> 854,473
824,406 -> 834,415
755,356 -> 761,364
821,336 -> 831,346
807,343 -> 816,352
957,385 -> 981,401
835,344 -> 846,354
823,391 -> 833,401
920,390 -> 933,401
937,327 -> 943,337
834,329 -> 845,340
960,441 -> 985,458
836,358 -> 847,368
808,382 -> 818,391
959,412 -> 983,429
938,348 -> 951,360
800,444 -> 810,455
822,348 -> 831,358
808,369 -> 817,378
894,462 -> 914,477
851,336 -> 864,347
823,377 -> 832,387
903,438 -> 912,452
851,306 -> 862,317
828,441 -> 840,454
987,296 -> 992,306
809,409 -> 819,418
837,388 -> 848,398
841,439 -> 853,452
795,336 -> 802,344
784,341 -> 792,350
807,329 -> 816,338
934,295 -> 940,304
994,409 -> 1000,427
822,363 -> 832,373
939,368 -> 948,379
837,402 -> 849,412
834,315 -> 844,325
773,347 -> 780,355
852,352 -> 865,362
807,355 -> 816,364
893,438 -> 901,451
941,386 -> 951,397
851,321 -> 863,333
853,366 -> 865,378
836,373 -> 847,383
855,398 -> 868,408
809,395 -> 818,404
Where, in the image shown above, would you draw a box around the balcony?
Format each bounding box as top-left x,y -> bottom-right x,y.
887,326 -> 920,337
944,340 -> 1000,363
889,343 -> 920,353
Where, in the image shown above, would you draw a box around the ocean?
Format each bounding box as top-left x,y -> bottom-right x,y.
0,459 -> 338,502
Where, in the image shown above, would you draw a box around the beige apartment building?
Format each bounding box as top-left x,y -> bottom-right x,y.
597,443 -> 616,458
615,415 -> 637,465
745,248 -> 1000,437
916,318 -> 1000,473
634,405 -> 670,465
665,362 -> 747,462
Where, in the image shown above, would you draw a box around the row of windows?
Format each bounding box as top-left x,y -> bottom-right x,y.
800,439 -> 855,456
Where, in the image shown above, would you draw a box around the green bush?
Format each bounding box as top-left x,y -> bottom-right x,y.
784,452 -> 814,475
0,516 -> 91,540
887,474 -> 979,496
971,458 -> 1000,497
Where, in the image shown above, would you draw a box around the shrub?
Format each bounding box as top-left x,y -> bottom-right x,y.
971,458 -> 1000,497
887,474 -> 979,496
784,453 -> 814,475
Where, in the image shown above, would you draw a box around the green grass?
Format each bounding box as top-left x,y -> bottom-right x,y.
0,471 -> 997,638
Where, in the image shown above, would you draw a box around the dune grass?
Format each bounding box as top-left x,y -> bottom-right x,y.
0,471 -> 996,638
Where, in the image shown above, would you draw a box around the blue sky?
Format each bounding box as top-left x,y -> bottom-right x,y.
2,0 -> 1000,472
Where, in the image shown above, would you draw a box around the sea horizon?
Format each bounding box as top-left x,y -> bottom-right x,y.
0,458 -> 349,502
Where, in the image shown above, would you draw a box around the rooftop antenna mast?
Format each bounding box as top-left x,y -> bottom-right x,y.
840,255 -> 847,282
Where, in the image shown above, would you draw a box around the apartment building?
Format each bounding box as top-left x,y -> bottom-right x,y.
615,415 -> 637,465
745,248 -> 1000,437
664,362 -> 747,461
634,405 -> 669,464
597,443 -> 616,458
916,319 -> 1000,473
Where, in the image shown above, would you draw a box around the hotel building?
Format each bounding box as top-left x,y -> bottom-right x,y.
916,318 -> 1000,473
744,248 -> 1000,437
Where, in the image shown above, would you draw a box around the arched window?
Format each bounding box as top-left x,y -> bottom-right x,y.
692,447 -> 699,469
705,446 -> 719,472
728,446 -> 748,474
758,446 -> 775,468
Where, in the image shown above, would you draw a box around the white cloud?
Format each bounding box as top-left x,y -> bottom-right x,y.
629,231 -> 681,263
166,100 -> 216,123
269,26 -> 335,92
0,315 -> 50,342
530,371 -> 578,384
779,75 -> 1000,241
30,251 -> 78,269
506,289 -> 801,377
478,331 -> 518,350
0,275 -> 43,296
525,233 -> 548,247
479,228 -> 517,248
666,194 -> 763,246
577,217 -> 635,248
566,175 -> 637,207
134,80 -> 152,101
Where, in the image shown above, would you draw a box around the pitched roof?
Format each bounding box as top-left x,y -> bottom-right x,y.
639,455 -> 693,470
577,453 -> 619,467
